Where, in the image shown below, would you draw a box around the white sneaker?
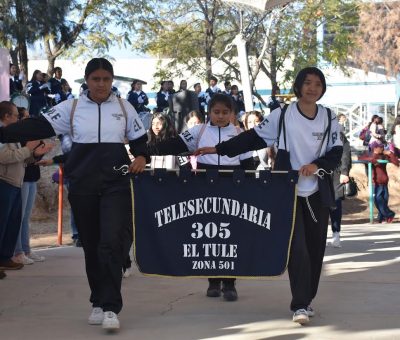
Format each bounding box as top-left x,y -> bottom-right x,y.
292,308 -> 309,324
306,305 -> 315,317
102,311 -> 120,330
28,252 -> 45,262
88,307 -> 104,325
13,254 -> 34,265
332,232 -> 341,248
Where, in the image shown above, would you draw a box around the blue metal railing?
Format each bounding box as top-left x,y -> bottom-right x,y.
352,159 -> 390,223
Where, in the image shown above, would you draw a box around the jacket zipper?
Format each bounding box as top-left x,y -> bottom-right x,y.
97,103 -> 101,143
218,127 -> 221,166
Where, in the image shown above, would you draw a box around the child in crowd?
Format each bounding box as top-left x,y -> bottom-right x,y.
359,141 -> 398,223
242,111 -> 269,170
148,113 -> 178,170
195,67 -> 343,324
13,107 -> 50,265
147,94 -> 255,301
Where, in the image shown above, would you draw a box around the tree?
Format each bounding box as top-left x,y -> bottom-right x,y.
131,0 -> 358,107
43,0 -> 146,75
0,0 -> 72,78
351,1 -> 400,77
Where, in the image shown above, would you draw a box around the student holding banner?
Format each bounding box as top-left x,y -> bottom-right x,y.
0,58 -> 148,332
147,93 -> 255,301
196,67 -> 343,325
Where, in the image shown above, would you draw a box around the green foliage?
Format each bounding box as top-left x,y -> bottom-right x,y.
130,0 -> 358,98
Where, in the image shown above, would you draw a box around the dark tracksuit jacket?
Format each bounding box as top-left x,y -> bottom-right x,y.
0,92 -> 148,314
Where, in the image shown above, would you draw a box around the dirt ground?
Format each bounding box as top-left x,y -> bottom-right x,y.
29,162 -> 400,248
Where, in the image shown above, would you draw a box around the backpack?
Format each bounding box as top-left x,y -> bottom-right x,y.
359,125 -> 371,145
275,104 -> 335,208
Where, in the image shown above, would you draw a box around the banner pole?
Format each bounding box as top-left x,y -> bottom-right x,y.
57,166 -> 64,246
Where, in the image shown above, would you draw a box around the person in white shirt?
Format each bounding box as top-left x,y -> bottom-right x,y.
196,67 -> 343,325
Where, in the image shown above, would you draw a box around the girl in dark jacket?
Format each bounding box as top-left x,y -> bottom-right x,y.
26,70 -> 49,117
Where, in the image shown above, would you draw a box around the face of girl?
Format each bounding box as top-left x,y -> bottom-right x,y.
299,74 -> 323,104
246,114 -> 261,129
152,117 -> 164,135
21,109 -> 29,120
86,69 -> 113,103
187,116 -> 201,129
35,72 -> 43,82
209,103 -> 232,127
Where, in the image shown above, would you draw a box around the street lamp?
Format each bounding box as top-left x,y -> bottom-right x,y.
221,0 -> 291,111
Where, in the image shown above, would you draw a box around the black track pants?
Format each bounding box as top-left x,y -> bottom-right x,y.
69,188 -> 133,314
288,191 -> 329,311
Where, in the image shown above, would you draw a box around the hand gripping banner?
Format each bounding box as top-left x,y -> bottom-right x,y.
131,169 -> 298,278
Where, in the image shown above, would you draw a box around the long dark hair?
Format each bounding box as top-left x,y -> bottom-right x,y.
148,113 -> 177,146
30,70 -> 42,82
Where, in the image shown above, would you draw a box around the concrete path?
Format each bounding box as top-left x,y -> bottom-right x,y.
1,223 -> 400,340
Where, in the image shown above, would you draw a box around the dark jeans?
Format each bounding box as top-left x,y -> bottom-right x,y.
329,199 -> 342,233
0,180 -> 22,261
374,185 -> 394,221
69,187 -> 133,314
288,192 -> 329,311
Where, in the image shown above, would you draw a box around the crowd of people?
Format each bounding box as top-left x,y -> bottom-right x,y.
1,60 -> 399,332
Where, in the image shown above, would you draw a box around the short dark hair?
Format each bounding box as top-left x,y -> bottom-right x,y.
208,93 -> 235,112
224,80 -> 231,87
193,83 -> 200,89
0,101 -> 16,120
293,67 -> 326,100
209,76 -> 218,83
84,58 -> 114,79
53,67 -> 62,73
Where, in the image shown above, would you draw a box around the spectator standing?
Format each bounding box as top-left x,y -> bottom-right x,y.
194,83 -> 207,116
230,85 -> 245,119
13,107 -> 51,264
223,80 -> 231,95
156,81 -> 170,113
359,141 -> 398,223
167,80 -> 175,94
178,80 -> 187,91
205,76 -> 221,103
9,64 -> 24,97
242,111 -> 269,170
127,81 -> 149,114
329,125 -> 352,248
26,70 -> 49,117
49,67 -> 67,105
0,102 -> 50,271
368,116 -> 386,149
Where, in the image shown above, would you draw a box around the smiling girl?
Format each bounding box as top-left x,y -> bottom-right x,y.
196,67 -> 343,325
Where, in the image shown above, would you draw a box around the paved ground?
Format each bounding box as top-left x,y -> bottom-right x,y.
1,223 -> 400,340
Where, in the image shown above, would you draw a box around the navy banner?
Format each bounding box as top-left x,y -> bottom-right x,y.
132,169 -> 298,278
